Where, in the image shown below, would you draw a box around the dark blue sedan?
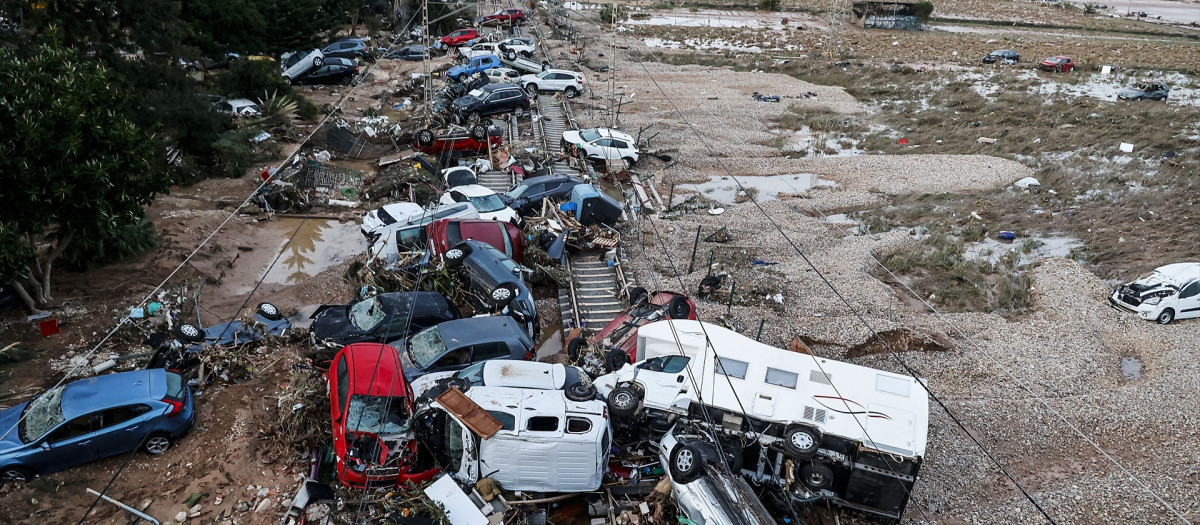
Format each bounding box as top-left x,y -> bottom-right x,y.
0,369 -> 194,485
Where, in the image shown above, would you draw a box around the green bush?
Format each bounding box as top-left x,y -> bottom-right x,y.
758,0 -> 781,10
913,1 -> 935,23
214,59 -> 290,100
600,4 -> 626,24
211,127 -> 263,178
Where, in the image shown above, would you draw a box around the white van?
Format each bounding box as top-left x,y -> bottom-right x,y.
422,386 -> 611,493
368,202 -> 479,265
595,320 -> 928,522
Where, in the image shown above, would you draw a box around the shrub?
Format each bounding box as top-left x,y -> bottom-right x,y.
214,59 -> 290,100
758,0 -> 781,10
913,1 -> 935,23
600,4 -> 626,24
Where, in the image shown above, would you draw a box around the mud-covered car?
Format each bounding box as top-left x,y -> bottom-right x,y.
567,288 -> 696,373
328,343 -> 438,488
981,49 -> 1019,64
309,292 -> 461,349
1118,81 -> 1169,101
1110,262 -> 1200,324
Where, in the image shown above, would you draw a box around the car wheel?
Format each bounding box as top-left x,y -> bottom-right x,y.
174,323 -> 205,344
444,242 -> 472,267
799,462 -> 834,490
520,51 -> 533,59
627,286 -> 649,306
564,87 -> 579,98
607,385 -> 641,418
721,442 -> 744,472
313,56 -> 324,67
622,156 -> 637,167
565,381 -> 597,402
566,337 -> 588,361
1157,308 -> 1175,325
505,50 -> 517,61
525,84 -> 538,96
667,295 -> 693,320
513,105 -> 526,117
282,75 -> 292,85
417,128 -> 435,147
144,433 -> 174,455
445,377 -> 471,393
0,466 -> 32,487
469,124 -> 488,141
488,282 -> 520,308
605,348 -> 630,373
669,442 -> 704,484
256,302 -> 283,321
457,72 -> 468,82
782,426 -> 820,459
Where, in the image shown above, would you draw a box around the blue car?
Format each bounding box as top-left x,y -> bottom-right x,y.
447,54 -> 501,82
0,369 -> 195,485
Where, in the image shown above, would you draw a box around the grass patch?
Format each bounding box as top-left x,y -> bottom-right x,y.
0,343 -> 38,365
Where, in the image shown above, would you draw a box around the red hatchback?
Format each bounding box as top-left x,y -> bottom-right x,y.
426,218 -> 526,263
1038,56 -> 1075,72
568,289 -> 697,371
328,343 -> 438,488
483,9 -> 527,24
413,127 -> 502,155
438,28 -> 480,47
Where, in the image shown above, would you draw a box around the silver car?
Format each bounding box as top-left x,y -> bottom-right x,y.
280,49 -> 325,83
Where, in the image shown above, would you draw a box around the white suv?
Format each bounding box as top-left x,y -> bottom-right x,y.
498,37 -> 535,59
438,184 -> 520,223
521,69 -> 585,98
485,67 -> 522,84
561,127 -> 640,165
281,49 -> 324,83
1110,262 -> 1200,324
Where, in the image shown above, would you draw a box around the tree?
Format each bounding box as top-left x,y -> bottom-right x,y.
0,44 -> 170,312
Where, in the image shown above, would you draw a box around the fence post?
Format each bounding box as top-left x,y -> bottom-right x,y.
727,281 -> 736,315
687,226 -> 701,274
755,319 -> 765,341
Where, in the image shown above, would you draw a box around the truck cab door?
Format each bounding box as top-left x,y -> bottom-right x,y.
1175,281 -> 1200,319
633,355 -> 692,411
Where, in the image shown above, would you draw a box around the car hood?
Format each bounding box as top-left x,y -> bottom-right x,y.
311,306 -> 369,344
452,96 -> 480,110
0,402 -> 30,452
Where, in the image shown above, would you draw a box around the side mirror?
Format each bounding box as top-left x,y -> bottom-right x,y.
40,442 -> 51,451
676,375 -> 684,383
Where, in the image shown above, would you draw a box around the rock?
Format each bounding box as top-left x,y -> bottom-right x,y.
254,498 -> 274,513
190,504 -> 202,514
256,487 -> 270,498
235,500 -> 251,513
175,511 -> 188,523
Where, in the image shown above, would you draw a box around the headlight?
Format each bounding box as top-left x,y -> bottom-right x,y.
1143,296 -> 1161,305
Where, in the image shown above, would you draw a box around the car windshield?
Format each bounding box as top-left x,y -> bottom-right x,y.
349,297 -> 387,331
504,184 -> 530,200
455,362 -> 487,385
20,385 -> 65,443
345,395 -> 411,435
467,89 -> 485,99
537,70 -> 553,79
469,194 -> 506,213
409,326 -> 447,368
579,129 -> 601,142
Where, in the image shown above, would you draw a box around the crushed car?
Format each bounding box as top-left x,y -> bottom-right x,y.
443,240 -> 540,339
328,343 -> 439,488
567,288 -> 697,373
561,127 -> 640,166
396,316 -> 536,382
147,302 -> 290,379
500,174 -> 583,217
1117,81 -> 1169,101
438,184 -> 520,224
426,218 -> 526,264
366,202 -> 480,264
595,320 -> 929,523
981,49 -> 1019,64
281,49 -> 325,83
410,360 -> 595,400
309,291 -> 461,349
413,126 -> 502,156
1110,262 -> 1200,324
659,423 -> 777,525
1037,55 -> 1075,72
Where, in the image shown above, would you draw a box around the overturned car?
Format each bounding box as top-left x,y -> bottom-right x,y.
1110,262 -> 1200,324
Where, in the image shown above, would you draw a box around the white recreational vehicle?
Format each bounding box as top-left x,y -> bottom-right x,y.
594,320 -> 929,522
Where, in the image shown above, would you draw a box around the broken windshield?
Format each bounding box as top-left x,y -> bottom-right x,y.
409,326 -> 447,368
345,395 -> 411,435
469,194 -> 506,213
20,385 -> 65,443
349,297 -> 386,332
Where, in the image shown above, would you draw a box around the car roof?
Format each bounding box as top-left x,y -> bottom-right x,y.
542,68 -> 578,75
336,342 -> 409,396
376,290 -> 455,315
437,316 -> 526,347
61,369 -> 160,420
480,361 -> 568,389
449,184 -> 498,197
518,174 -> 576,186
463,386 -> 603,418
588,127 -> 634,141
1153,263 -> 1200,282
480,83 -> 522,93
379,202 -> 424,220
227,98 -> 258,107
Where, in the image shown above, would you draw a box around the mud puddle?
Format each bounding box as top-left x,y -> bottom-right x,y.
1121,356 -> 1142,380
674,174 -> 837,205
249,218 -> 363,293
964,234 -> 1082,266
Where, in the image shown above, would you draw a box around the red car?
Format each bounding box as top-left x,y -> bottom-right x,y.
1038,56 -> 1075,72
413,127 -> 502,155
426,218 -> 526,263
483,9 -> 527,24
438,28 -> 479,47
328,343 -> 438,488
567,289 -> 697,371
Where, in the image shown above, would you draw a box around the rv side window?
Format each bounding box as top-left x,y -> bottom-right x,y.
715,357 -> 749,379
565,417 -> 591,434
527,416 -> 559,432
487,410 -> 516,431
765,367 -> 798,389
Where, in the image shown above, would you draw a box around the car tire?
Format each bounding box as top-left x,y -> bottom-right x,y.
627,286 -> 649,306
445,377 -> 471,393
174,323 -> 205,344
513,105 -> 526,118
721,442 -> 744,472
417,128 -> 435,147
470,124 -> 488,141
457,72 -> 468,82
525,83 -> 538,96
669,442 -> 704,484
565,86 -> 579,98
782,426 -> 821,459
607,385 -> 641,418
313,56 -> 324,67
1157,308 -> 1175,325
256,302 -> 283,321
282,75 -> 292,85
444,242 -> 473,267
565,381 -> 597,401
487,282 -> 520,308
799,462 -> 834,490
520,51 -> 533,59
566,337 -> 588,361
0,466 -> 32,487
144,433 -> 174,455
622,156 -> 637,167
667,295 -> 693,319
467,112 -> 482,124
605,348 -> 630,373
505,50 -> 517,61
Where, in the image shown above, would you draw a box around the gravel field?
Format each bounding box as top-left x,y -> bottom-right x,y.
554,7 -> 1200,524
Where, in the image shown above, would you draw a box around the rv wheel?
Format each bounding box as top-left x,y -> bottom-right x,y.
606,385 -> 640,418
667,295 -> 693,320
782,426 -> 820,459
669,442 -> 704,484
799,462 -> 834,491
565,381 -> 596,402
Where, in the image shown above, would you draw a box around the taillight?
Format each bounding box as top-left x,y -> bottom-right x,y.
524,350 -> 533,360
164,399 -> 184,417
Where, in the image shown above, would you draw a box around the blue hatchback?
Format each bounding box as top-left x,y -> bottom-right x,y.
0,369 -> 194,485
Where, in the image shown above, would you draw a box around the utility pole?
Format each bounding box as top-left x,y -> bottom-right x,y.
423,0 -> 431,120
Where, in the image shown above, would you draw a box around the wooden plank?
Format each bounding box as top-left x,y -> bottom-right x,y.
435,386 -> 502,439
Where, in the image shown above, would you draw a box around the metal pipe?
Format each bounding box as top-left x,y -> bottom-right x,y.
86,488 -> 160,525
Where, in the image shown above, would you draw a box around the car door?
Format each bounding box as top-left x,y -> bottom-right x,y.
514,182 -> 545,212
1175,281 -> 1200,319
610,138 -> 631,159
87,404 -> 155,458
633,355 -> 692,411
428,347 -> 471,374
592,138 -> 615,160
26,414 -> 100,473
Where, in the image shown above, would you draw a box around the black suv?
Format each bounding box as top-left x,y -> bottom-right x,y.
321,38 -> 371,60
500,174 -> 583,216
451,83 -> 530,124
443,240 -> 539,339
397,316 -> 535,381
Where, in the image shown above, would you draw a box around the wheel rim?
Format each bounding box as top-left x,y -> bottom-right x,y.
613,391 -> 634,409
807,471 -> 827,487
1159,311 -> 1172,323
515,107 -> 524,116
492,288 -> 512,302
180,325 -> 200,338
146,436 -> 171,454
675,449 -> 695,472
790,431 -> 814,450
446,248 -> 463,259
260,303 -> 278,316
2,469 -> 26,481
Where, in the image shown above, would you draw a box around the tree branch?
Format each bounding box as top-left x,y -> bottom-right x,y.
38,232 -> 73,304
9,280 -> 46,315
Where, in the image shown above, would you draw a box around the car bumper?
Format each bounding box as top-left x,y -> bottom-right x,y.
1108,293 -> 1159,320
